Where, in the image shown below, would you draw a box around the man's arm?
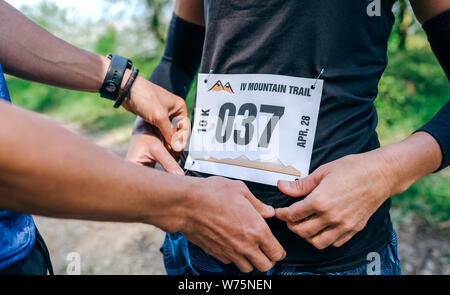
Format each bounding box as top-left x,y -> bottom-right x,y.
410,0 -> 450,81
410,0 -> 450,171
0,1 -> 107,92
275,1 -> 449,250
0,101 -> 285,272
0,0 -> 187,148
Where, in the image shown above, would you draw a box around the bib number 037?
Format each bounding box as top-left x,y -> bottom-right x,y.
186,73 -> 324,186
215,102 -> 285,148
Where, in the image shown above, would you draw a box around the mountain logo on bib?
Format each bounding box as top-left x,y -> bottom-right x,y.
208,80 -> 234,94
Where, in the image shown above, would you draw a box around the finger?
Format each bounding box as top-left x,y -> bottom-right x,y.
241,184 -> 275,218
183,231 -> 233,266
151,143 -> 184,175
228,254 -> 254,273
259,232 -> 286,263
153,126 -> 181,160
275,198 -> 315,223
245,248 -> 276,272
210,253 -> 232,265
308,226 -> 346,250
286,215 -> 328,239
278,173 -> 321,197
332,231 -> 356,248
217,256 -> 232,265
126,134 -> 157,166
168,97 -> 189,120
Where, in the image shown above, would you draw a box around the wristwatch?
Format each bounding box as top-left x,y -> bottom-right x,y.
99,54 -> 133,101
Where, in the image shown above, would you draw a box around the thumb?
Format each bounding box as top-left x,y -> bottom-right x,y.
170,116 -> 190,152
278,172 -> 321,197
242,188 -> 275,218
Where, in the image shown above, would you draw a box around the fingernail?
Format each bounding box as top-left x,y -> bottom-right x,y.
172,139 -> 184,152
264,205 -> 275,216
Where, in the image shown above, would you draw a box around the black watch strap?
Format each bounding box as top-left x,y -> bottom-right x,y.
99,54 -> 132,100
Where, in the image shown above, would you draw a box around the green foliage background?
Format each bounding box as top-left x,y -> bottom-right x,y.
5,1 -> 449,224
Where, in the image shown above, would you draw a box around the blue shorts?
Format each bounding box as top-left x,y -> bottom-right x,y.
161,230 -> 402,275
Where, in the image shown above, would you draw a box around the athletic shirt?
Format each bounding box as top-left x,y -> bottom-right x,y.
0,62 -> 36,270
183,0 -> 397,271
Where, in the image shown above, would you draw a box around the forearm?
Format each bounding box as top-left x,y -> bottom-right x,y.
0,101 -> 192,225
377,131 -> 443,197
149,13 -> 205,99
0,1 -> 108,92
134,9 -> 205,130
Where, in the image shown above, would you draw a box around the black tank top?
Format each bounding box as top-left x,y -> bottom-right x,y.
183,0 -> 396,271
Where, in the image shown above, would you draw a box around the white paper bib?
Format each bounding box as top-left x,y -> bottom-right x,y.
185,73 -> 323,186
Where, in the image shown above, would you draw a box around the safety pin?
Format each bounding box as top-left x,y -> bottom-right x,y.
311,68 -> 324,90
184,160 -> 195,175
204,69 -> 214,83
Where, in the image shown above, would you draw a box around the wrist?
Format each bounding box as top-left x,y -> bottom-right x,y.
140,172 -> 197,233
97,56 -> 111,90
376,132 -> 442,196
121,74 -> 145,112
372,147 -> 406,197
99,54 -> 135,105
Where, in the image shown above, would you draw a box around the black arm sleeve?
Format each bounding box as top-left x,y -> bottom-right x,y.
148,13 -> 205,99
416,101 -> 450,171
414,9 -> 450,171
422,9 -> 450,81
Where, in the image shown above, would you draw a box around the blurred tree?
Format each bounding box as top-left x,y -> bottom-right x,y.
95,26 -> 118,56
20,0 -> 70,32
107,0 -> 173,49
391,0 -> 414,51
146,0 -> 171,45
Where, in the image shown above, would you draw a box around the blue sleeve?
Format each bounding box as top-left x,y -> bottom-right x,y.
0,63 -> 11,102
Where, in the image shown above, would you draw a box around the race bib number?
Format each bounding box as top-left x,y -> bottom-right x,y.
184,73 -> 323,186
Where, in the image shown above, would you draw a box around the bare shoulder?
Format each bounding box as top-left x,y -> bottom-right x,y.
174,0 -> 204,26
410,0 -> 450,24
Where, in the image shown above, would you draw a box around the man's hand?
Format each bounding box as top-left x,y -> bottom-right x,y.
275,132 -> 442,250
122,78 -> 190,153
127,116 -> 185,175
0,1 -> 190,152
127,119 -> 286,273
155,176 -> 286,273
275,152 -> 391,250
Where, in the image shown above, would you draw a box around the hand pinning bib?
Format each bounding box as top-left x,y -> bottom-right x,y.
185,73 -> 323,186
